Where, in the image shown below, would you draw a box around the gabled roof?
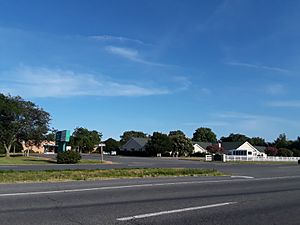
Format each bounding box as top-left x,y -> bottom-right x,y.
254,146 -> 266,153
131,137 -> 149,147
221,142 -> 244,151
192,142 -> 212,149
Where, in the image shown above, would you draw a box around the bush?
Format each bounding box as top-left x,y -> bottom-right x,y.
56,151 -> 81,164
277,148 -> 293,157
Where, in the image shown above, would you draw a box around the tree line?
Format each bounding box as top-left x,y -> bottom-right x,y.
1,93 -> 300,157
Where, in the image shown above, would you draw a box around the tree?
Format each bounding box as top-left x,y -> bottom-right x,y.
220,133 -> 250,142
145,132 -> 172,156
0,94 -> 50,156
70,127 -> 102,153
168,130 -> 185,137
250,137 -> 267,146
120,131 -> 147,145
206,144 -> 224,154
273,133 -> 291,149
169,132 -> 193,156
104,138 -> 120,153
264,146 -> 278,156
192,127 -> 217,142
45,128 -> 58,142
291,136 -> 300,150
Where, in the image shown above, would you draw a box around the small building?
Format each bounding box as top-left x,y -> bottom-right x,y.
120,137 -> 149,152
192,142 -> 211,154
222,141 -> 267,157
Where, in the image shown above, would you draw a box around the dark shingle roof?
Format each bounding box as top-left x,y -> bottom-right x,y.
131,137 -> 149,148
254,146 -> 266,153
192,142 -> 212,149
221,142 -> 243,151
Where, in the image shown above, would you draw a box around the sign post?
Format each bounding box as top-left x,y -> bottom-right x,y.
98,143 -> 106,162
55,130 -> 71,153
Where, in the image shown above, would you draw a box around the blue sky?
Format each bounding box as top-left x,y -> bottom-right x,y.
1,0 -> 300,141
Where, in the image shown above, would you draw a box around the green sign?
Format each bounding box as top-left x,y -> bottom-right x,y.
56,130 -> 70,142
55,130 -> 71,152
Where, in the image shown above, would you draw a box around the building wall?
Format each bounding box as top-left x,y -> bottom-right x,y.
22,141 -> 56,154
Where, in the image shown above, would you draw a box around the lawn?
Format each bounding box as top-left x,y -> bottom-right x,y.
0,168 -> 223,183
0,156 -> 109,165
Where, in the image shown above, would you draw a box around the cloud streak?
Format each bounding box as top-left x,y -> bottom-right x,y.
90,35 -> 145,45
105,46 -> 169,67
0,66 -> 170,98
226,61 -> 290,73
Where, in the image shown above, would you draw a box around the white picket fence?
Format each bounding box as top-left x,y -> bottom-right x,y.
225,155 -> 300,162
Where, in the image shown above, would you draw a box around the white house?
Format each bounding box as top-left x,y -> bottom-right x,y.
222,141 -> 267,157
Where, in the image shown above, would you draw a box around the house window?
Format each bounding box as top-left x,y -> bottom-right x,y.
248,151 -> 252,155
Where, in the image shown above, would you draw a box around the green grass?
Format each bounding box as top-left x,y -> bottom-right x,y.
0,156 -> 56,165
0,156 -> 110,165
0,168 -> 223,183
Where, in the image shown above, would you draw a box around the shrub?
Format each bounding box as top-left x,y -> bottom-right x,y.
56,151 -> 81,164
277,148 -> 293,157
265,147 -> 278,156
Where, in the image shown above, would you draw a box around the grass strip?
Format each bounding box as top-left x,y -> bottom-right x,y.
0,168 -> 223,183
0,156 -> 110,165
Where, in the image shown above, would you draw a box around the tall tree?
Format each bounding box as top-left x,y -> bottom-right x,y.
250,137 -> 267,146
220,133 -> 250,142
145,132 -> 172,156
120,131 -> 147,145
169,132 -> 193,156
192,127 -> 217,142
0,94 -> 50,156
70,127 -> 102,153
273,133 -> 291,149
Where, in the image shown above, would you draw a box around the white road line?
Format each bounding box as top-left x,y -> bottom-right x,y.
231,176 -> 254,179
117,202 -> 237,221
1,175 -> 300,197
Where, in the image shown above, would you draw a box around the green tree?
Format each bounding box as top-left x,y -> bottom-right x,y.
192,127 -> 217,142
0,94 -> 50,156
104,138 -> 120,153
169,132 -> 193,156
70,127 -> 102,153
220,133 -> 250,142
145,132 -> 172,156
250,137 -> 267,146
168,130 -> 185,137
120,131 -> 147,145
273,133 -> 291,149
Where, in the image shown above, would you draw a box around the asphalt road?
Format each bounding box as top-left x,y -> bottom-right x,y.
0,175 -> 300,224
1,155 -> 299,178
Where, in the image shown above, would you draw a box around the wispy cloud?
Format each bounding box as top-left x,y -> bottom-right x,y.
105,46 -> 169,67
90,35 -> 145,45
267,100 -> 300,108
0,65 -> 170,98
265,84 -> 285,95
226,61 -> 290,73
